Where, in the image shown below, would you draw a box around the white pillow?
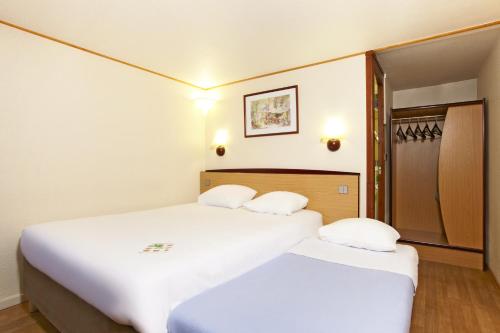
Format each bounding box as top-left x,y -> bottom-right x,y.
243,191 -> 308,216
198,185 -> 257,209
319,218 -> 400,251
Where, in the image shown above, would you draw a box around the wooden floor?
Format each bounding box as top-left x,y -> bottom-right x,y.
0,261 -> 499,333
410,261 -> 500,332
0,302 -> 57,333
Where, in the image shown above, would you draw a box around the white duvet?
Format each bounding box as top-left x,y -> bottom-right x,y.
21,203 -> 322,333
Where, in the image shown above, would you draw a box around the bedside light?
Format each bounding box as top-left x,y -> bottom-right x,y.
213,129 -> 228,156
321,118 -> 346,152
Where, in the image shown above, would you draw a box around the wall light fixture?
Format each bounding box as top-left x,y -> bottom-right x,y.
213,129 -> 228,156
321,118 -> 346,152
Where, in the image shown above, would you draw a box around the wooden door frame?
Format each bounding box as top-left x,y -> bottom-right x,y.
365,51 -> 385,219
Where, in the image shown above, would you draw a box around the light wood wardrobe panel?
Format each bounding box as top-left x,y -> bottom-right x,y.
438,104 -> 484,249
393,136 -> 444,234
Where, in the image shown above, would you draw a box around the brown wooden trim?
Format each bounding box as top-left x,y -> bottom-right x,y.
365,51 -> 385,219
0,19 -> 204,90
3,19 -> 498,91
373,55 -> 384,77
366,52 -> 375,218
388,108 -> 393,225
205,168 -> 360,176
377,67 -> 385,220
365,51 -> 386,219
243,85 -> 299,138
398,239 -> 484,254
208,20 -> 500,90
375,20 -> 500,53
211,52 -> 366,89
482,98 -> 487,269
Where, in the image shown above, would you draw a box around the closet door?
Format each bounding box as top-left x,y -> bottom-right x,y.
438,103 -> 484,249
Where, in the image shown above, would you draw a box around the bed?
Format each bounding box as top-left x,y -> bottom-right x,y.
21,169 -> 360,333
168,238 -> 419,333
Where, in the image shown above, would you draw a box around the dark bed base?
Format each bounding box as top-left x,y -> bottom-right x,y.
23,259 -> 137,333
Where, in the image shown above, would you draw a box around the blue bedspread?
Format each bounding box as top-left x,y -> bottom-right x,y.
168,253 -> 414,333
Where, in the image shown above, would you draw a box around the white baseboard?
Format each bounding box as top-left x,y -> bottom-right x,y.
0,293 -> 24,310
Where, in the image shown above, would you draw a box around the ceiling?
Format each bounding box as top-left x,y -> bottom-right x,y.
378,26 -> 500,90
1,0 -> 499,88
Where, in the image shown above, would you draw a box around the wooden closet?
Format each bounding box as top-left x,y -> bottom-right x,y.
391,100 -> 484,269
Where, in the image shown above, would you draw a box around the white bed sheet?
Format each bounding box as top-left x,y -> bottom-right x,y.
21,203 -> 321,333
290,238 -> 419,289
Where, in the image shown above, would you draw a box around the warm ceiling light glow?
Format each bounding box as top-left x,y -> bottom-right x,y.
192,90 -> 219,114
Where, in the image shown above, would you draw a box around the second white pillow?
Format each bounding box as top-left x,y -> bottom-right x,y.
243,191 -> 308,216
319,218 -> 400,251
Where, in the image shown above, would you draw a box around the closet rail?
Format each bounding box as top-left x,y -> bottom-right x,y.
393,114 -> 444,141
391,115 -> 446,122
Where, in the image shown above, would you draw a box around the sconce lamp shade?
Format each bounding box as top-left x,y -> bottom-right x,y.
322,118 -> 345,152
213,129 -> 228,157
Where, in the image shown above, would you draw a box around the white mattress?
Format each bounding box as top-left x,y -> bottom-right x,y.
21,203 -> 322,333
290,238 -> 419,289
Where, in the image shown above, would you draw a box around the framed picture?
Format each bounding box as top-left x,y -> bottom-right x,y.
244,85 -> 299,137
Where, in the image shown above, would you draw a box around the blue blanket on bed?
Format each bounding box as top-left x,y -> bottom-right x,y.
168,253 -> 414,333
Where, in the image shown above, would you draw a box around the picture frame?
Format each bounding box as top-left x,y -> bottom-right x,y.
243,85 -> 299,137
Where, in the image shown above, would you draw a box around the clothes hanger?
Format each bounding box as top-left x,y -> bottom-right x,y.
405,119 -> 417,140
431,118 -> 442,136
396,119 -> 407,141
422,119 -> 435,139
414,120 -> 425,139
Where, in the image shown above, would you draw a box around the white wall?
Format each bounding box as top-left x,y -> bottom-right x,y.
205,55 -> 367,216
478,35 -> 500,283
393,79 -> 478,108
0,25 -> 205,309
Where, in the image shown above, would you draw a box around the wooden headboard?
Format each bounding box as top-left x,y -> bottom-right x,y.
200,169 -> 360,224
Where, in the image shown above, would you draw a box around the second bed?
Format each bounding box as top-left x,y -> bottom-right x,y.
168,238 -> 418,333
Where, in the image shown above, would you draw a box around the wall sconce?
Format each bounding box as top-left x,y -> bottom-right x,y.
192,90 -> 218,114
325,138 -> 341,151
213,129 -> 228,156
321,118 -> 346,152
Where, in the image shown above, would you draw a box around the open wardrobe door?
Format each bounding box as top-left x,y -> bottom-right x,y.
391,100 -> 485,269
438,103 -> 484,250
